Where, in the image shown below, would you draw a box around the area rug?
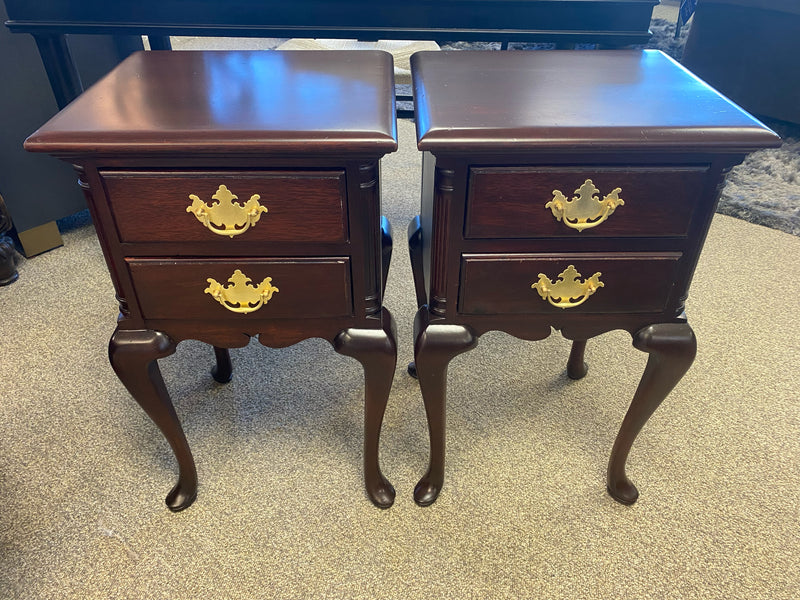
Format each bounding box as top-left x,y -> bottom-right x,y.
715,131 -> 800,236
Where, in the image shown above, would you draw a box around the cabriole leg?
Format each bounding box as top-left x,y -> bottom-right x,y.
334,308 -> 398,508
607,322 -> 697,504
413,308 -> 478,506
108,328 -> 198,511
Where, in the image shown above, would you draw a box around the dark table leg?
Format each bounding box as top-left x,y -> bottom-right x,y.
567,339 -> 589,380
333,307 -> 398,508
406,215 -> 426,378
147,36 -> 173,51
407,215 -> 426,309
412,308 -> 478,506
607,322 -> 697,504
108,328 -> 198,511
211,346 -> 233,383
32,33 -> 83,109
380,215 -> 392,298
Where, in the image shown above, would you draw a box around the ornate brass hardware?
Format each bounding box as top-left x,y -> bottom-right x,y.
204,269 -> 279,314
545,179 -> 624,231
531,265 -> 603,309
187,184 -> 268,238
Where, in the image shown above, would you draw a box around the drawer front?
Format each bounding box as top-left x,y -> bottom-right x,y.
128,257 -> 352,319
465,166 -> 709,238
459,253 -> 681,315
102,170 -> 348,243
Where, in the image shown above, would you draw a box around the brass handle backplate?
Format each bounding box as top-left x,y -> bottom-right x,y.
531,265 -> 603,309
545,179 -> 624,231
187,184 -> 268,237
204,269 -> 279,314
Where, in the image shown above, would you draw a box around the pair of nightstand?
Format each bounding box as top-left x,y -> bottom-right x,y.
26,49 -> 780,511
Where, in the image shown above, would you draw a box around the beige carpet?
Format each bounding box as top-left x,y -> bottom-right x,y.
276,39 -> 439,85
1,118 -> 799,599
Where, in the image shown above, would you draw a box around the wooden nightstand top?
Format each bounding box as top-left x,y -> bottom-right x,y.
25,50 -> 398,156
411,49 -> 781,153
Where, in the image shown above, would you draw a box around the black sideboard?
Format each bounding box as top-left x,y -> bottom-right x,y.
5,0 -> 659,108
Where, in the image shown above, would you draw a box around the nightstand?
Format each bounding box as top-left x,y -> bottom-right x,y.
26,50 -> 398,510
408,50 -> 781,506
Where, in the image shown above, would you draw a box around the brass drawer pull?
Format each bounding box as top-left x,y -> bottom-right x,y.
187,184 -> 268,237
531,265 -> 603,309
204,269 -> 279,314
545,179 -> 624,231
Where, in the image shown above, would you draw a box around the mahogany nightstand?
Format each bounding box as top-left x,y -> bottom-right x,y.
26,50 -> 398,511
408,50 -> 781,506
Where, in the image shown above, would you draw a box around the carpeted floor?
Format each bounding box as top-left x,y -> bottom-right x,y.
2,117 -> 799,599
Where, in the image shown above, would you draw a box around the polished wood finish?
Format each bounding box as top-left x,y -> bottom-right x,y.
413,50 -> 778,153
459,253 -> 680,314
102,170 -> 348,244
26,50 -> 398,510
334,307 -> 398,508
4,0 -> 659,108
608,322 -> 696,504
409,49 -> 781,505
128,258 -> 353,320
412,309 -> 478,507
465,166 -> 708,238
108,329 -> 195,511
23,50 -> 397,156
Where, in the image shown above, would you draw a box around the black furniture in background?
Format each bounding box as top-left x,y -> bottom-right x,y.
0,1 -> 142,257
5,0 -> 658,110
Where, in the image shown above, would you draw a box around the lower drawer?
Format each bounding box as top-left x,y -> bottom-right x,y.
128,257 -> 352,319
459,253 -> 681,315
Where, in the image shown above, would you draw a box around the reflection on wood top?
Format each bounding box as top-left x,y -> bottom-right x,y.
411,50 -> 781,152
25,50 -> 398,156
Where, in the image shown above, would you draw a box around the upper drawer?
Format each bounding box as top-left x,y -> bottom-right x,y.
465,166 -> 710,239
101,170 -> 348,244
